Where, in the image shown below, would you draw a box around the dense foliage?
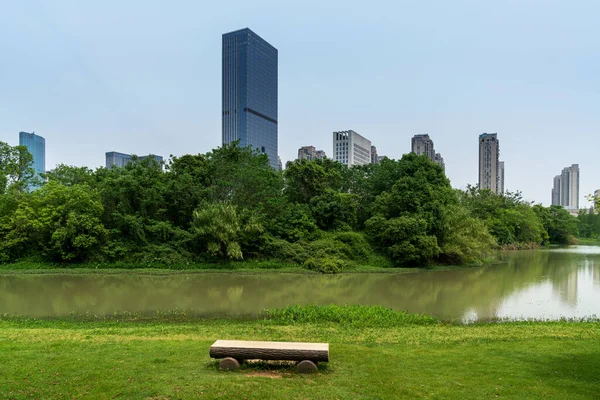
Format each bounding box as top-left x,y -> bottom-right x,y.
577,208 -> 600,239
0,141 -> 584,270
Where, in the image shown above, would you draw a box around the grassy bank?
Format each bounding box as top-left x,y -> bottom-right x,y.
1,306 -> 599,399
0,259 -> 483,275
576,237 -> 600,246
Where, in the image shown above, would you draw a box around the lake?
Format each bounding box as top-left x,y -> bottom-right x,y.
1,246 -> 599,322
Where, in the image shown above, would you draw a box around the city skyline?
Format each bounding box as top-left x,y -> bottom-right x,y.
1,1 -> 598,206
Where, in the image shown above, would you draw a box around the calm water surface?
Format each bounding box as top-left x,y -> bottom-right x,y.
1,246 -> 599,322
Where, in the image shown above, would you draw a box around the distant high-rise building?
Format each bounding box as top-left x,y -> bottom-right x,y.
277,156 -> 283,171
594,189 -> 600,211
19,131 -> 45,186
498,161 -> 505,194
478,133 -> 500,193
222,28 -> 278,169
411,134 -> 435,160
333,130 -> 371,167
105,152 -> 163,169
434,153 -> 445,172
412,134 -> 444,171
297,146 -> 326,161
552,164 -> 580,210
552,175 -> 561,205
371,145 -> 379,164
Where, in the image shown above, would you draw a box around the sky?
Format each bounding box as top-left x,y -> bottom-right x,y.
0,0 -> 598,206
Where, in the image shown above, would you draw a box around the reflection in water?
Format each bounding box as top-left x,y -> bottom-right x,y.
1,246 -> 600,322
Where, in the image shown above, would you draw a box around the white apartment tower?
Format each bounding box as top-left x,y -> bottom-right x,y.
333,130 -> 371,167
552,164 -> 580,210
478,133 -> 500,194
498,161 -> 505,195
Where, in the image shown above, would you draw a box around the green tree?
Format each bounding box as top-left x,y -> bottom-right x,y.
372,154 -> 457,244
440,205 -> 496,264
43,164 -> 96,187
192,203 -> 263,260
284,159 -> 343,204
364,154 -> 456,267
310,190 -> 359,231
533,205 -> 578,245
460,187 -> 545,246
0,182 -> 108,262
365,215 -> 439,267
0,141 -> 34,193
268,203 -> 319,243
203,143 -> 284,211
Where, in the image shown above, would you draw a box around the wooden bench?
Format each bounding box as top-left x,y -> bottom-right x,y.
209,340 -> 329,373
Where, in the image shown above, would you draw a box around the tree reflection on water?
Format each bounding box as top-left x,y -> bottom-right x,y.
1,247 -> 599,321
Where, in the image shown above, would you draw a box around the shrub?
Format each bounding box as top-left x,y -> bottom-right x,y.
332,231 -> 373,260
303,256 -> 346,274
260,236 -> 308,264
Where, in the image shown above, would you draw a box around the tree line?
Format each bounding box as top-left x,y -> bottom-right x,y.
0,141 -> 587,271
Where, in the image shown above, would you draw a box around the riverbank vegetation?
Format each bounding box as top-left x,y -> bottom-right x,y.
0,141 -> 584,271
577,209 -> 600,242
1,305 -> 599,399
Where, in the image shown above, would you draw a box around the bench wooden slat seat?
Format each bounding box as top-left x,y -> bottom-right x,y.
209,340 -> 329,363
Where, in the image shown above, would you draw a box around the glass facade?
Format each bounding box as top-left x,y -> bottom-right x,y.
19,132 -> 45,187
222,28 -> 278,169
105,152 -> 163,168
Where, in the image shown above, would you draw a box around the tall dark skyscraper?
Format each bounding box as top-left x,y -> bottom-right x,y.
222,28 -> 278,169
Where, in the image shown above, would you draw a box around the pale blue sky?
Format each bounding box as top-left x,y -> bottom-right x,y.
1,0 -> 598,206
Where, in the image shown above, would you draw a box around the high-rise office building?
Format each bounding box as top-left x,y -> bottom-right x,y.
552,175 -> 562,205
498,161 -> 505,195
552,164 -> 579,210
371,145 -> 379,164
105,152 -> 163,169
19,131 -> 45,186
298,146 -> 326,161
411,134 -> 435,160
222,28 -> 278,169
412,134 -> 444,171
333,130 -> 371,167
434,153 -> 446,172
478,133 -> 500,193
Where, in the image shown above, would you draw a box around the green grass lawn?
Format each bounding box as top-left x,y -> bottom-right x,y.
576,237 -> 600,246
1,307 -> 599,399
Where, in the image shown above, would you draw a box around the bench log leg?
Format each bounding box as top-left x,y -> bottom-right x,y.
296,360 -> 318,374
219,357 -> 240,371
